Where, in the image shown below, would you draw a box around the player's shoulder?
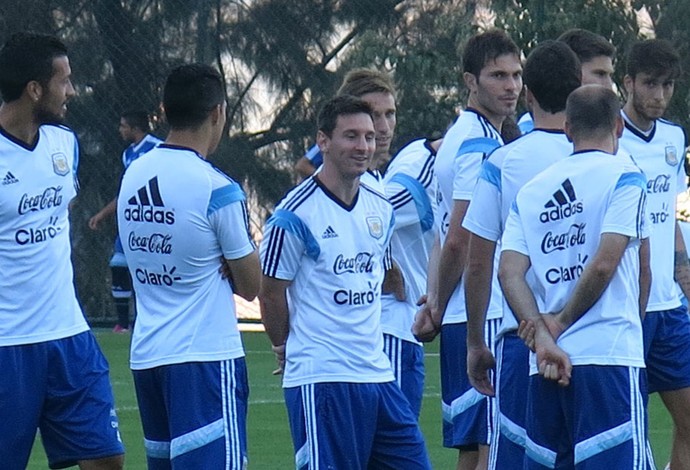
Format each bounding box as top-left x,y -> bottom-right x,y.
39,123 -> 77,142
274,176 -> 320,214
657,118 -> 687,142
385,138 -> 435,178
361,181 -> 393,207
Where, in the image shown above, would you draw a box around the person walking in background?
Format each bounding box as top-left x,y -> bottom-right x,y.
89,110 -> 162,333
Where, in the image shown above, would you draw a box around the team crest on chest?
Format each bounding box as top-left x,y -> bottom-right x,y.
51,152 -> 70,176
665,145 -> 678,166
366,216 -> 383,239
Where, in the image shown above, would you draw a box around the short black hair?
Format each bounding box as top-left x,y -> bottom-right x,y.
566,85 -> 621,141
524,40 -> 581,114
0,32 -> 68,102
557,29 -> 616,63
626,39 -> 681,80
121,110 -> 151,133
317,95 -> 373,137
163,64 -> 225,130
463,30 -> 520,77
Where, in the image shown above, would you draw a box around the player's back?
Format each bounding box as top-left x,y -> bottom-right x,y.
508,151 -> 646,367
118,145 -> 248,369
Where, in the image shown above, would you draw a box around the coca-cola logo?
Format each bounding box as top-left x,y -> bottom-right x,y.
540,223 -> 586,254
17,186 -> 63,215
333,252 -> 374,275
647,174 -> 671,194
128,231 -> 172,254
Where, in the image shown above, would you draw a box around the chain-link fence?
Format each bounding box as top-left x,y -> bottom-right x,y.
3,0 -> 690,322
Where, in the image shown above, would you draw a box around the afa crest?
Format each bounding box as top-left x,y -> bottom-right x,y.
366,216 -> 383,239
52,153 -> 70,176
665,146 -> 678,166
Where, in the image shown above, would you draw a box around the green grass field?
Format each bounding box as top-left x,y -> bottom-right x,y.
28,330 -> 672,469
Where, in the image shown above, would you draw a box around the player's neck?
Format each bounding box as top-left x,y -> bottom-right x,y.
317,166 -> 360,206
532,108 -> 565,131
622,102 -> 653,132
466,98 -> 505,132
165,129 -> 212,159
0,102 -> 40,146
131,131 -> 147,146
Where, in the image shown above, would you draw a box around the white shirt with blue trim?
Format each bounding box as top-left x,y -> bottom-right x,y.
122,133 -> 162,169
0,124 -> 87,346
381,138 -> 438,343
463,129 -> 572,337
435,108 -> 504,324
620,114 -> 687,312
502,150 -> 648,369
260,176 -> 395,388
118,144 -> 255,369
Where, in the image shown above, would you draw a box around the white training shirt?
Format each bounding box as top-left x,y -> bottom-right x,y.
435,109 -> 504,324
381,139 -> 438,343
118,144 -> 255,370
260,177 -> 395,388
122,134 -> 162,169
502,150 -> 648,369
0,124 -> 88,346
463,129 -> 572,337
620,115 -> 687,312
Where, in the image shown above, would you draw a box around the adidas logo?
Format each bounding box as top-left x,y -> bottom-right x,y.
322,226 -> 338,239
124,177 -> 175,225
2,171 -> 18,185
539,178 -> 583,223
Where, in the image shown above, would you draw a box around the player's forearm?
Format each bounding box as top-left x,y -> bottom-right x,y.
99,199 -> 117,219
638,238 -> 651,318
465,235 -> 496,347
498,262 -> 540,325
674,223 -> 690,298
435,238 -> 466,320
259,283 -> 290,347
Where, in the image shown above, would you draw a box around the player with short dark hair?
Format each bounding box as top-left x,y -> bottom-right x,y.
89,110 -> 162,333
118,63 -> 261,468
621,39 -> 690,470
502,84 -> 650,469
414,29 -> 522,470
0,31 -> 124,470
463,40 -> 581,469
260,94 -> 431,469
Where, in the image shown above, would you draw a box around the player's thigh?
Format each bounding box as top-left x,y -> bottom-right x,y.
369,381 -> 431,470
41,332 -> 124,469
571,366 -> 647,470
285,382 -> 378,470
524,374 -> 570,469
491,332 -> 530,470
645,307 -> 690,393
383,334 -> 424,418
0,342 -> 46,470
134,359 -> 248,470
440,322 -> 495,449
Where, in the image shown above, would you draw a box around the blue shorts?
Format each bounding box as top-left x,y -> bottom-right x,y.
0,331 -> 124,469
524,365 -> 650,469
643,306 -> 690,393
132,358 -> 249,469
440,320 -> 499,449
383,334 -> 425,418
284,381 -> 431,470
489,332 -> 530,470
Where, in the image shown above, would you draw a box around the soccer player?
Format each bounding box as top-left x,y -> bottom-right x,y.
463,40 -> 581,469
518,28 -> 616,134
381,136 -> 441,417
117,64 -> 261,468
259,95 -> 431,469
0,32 -> 124,469
416,29 -> 522,470
500,84 -> 649,469
89,110 -> 162,333
620,39 -> 690,470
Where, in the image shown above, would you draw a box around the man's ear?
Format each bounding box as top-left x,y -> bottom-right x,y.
316,130 -> 329,155
25,80 -> 43,103
463,72 -> 478,94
